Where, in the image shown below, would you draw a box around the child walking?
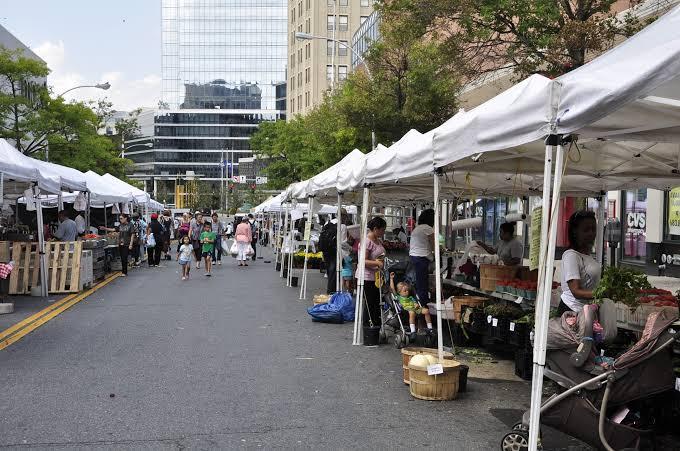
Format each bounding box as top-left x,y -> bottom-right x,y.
200,222 -> 216,276
177,236 -> 193,280
390,272 -> 433,340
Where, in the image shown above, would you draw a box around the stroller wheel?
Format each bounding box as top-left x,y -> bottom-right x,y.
394,333 -> 403,349
500,431 -> 528,451
511,422 -> 526,432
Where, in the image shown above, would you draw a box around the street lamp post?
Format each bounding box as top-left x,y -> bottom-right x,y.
45,82 -> 112,162
294,32 -> 375,150
57,82 -> 111,98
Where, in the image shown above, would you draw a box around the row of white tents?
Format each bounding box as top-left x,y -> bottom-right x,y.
0,138 -> 164,298
262,6 -> 680,449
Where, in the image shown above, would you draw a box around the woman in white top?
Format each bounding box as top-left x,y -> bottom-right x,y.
409,209 -> 435,304
558,210 -> 601,315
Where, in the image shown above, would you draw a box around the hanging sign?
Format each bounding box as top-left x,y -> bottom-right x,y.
529,206 -> 542,271
304,219 -> 312,241
668,187 -> 680,235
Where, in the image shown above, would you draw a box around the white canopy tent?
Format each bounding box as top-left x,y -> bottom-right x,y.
428,6 -> 680,449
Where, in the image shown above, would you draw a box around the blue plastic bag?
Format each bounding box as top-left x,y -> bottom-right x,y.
307,292 -> 355,323
330,291 -> 355,322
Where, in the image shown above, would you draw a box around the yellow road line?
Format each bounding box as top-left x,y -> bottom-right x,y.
0,272 -> 121,351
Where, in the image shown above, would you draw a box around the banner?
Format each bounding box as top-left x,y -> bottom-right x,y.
668,187 -> 680,235
304,219 -> 312,241
529,206 -> 542,271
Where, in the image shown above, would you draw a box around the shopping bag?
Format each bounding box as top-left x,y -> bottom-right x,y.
146,233 -> 156,248
246,244 -> 254,256
230,241 -> 238,257
221,239 -> 230,253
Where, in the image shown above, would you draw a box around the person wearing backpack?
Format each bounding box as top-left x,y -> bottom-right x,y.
146,213 -> 163,267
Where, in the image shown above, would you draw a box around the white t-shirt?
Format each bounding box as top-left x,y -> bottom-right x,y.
409,224 -> 434,258
496,238 -> 523,264
179,244 -> 193,262
560,249 -> 601,312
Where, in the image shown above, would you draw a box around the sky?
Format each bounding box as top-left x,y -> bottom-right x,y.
1,0 -> 161,112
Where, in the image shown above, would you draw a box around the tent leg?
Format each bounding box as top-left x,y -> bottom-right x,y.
34,188 -> 49,297
352,187 -> 370,345
287,201 -> 296,287
300,197 -> 314,300
596,193 -> 607,265
336,193 -> 343,293
528,139 -> 564,451
433,173 -> 444,360
280,203 -> 289,278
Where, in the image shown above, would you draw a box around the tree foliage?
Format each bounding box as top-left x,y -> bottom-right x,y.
0,46 -> 132,179
251,14 -> 460,189
378,0 -> 645,79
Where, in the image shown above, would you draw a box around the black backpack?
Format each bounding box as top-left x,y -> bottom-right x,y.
319,222 -> 337,255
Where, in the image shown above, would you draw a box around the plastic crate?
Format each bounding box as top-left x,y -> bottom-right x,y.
508,322 -> 532,348
514,347 -> 533,380
465,309 -> 488,335
488,317 -> 510,341
615,303 -> 678,330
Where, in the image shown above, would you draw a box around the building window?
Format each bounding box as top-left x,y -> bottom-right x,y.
327,40 -> 334,56
339,15 -> 348,32
292,8 -> 295,22
326,65 -> 334,83
298,73 -> 302,87
327,15 -> 335,31
291,98 -> 295,112
307,0 -> 311,9
360,15 -> 369,25
298,49 -> 303,63
339,0 -> 348,6
361,0 -> 370,6
622,189 -> 647,260
338,40 -> 348,57
305,43 -> 311,59
299,2 -> 303,16
305,91 -> 309,107
305,67 -> 310,84
338,65 -> 348,81
298,95 -> 302,110
305,18 -> 310,33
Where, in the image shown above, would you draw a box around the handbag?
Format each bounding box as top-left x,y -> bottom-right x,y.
146,233 -> 156,248
230,240 -> 239,257
222,239 -> 230,253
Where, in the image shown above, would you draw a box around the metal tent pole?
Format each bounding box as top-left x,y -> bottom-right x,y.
300,197 -> 314,300
34,187 -> 49,297
287,201 -> 296,287
595,193 -> 607,265
352,187 -> 370,345
528,138 -> 564,451
433,173 -> 444,361
336,192 -> 343,292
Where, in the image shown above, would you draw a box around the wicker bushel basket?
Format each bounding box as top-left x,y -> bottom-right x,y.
479,264 -> 517,292
401,347 -> 455,385
408,359 -> 462,401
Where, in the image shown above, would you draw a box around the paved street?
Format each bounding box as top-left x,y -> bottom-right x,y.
1,248 -> 580,450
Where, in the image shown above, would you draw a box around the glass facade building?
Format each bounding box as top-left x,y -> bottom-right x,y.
126,1 -> 287,204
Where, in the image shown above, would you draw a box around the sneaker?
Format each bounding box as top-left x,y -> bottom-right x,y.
217,261 -> 222,266
206,273 -> 211,277
409,331 -> 418,342
182,276 -> 186,281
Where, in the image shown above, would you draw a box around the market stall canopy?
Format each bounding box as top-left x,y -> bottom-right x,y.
432,5 -> 680,193
0,139 -> 73,194
100,173 -> 151,205
31,158 -> 88,193
285,179 -> 311,201
81,171 -> 130,204
307,148 -> 365,199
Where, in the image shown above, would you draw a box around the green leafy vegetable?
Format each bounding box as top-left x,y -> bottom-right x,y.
593,266 -> 651,309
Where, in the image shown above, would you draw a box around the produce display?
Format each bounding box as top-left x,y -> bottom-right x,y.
593,266 -> 652,309
382,240 -> 408,251
495,279 -> 559,300
483,303 -> 524,320
638,288 -> 678,307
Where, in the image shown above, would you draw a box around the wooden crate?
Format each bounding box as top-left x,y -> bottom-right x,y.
479,264 -> 518,291
46,241 -> 82,294
8,242 -> 41,295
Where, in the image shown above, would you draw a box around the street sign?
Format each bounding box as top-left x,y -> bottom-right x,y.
232,175 -> 247,183
256,176 -> 268,185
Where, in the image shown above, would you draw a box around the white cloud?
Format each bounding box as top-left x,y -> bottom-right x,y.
32,40 -> 160,111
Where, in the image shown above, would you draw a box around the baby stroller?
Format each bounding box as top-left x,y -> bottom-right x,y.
379,257 -> 435,349
502,304 -> 680,451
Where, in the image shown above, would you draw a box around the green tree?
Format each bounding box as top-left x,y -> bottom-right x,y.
378,0 -> 646,79
0,46 -> 50,154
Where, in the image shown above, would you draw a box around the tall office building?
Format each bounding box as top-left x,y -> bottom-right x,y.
126,0 -> 287,206
287,0 -> 374,117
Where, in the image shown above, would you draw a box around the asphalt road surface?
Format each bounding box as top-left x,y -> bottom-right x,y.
1,248 -> 587,450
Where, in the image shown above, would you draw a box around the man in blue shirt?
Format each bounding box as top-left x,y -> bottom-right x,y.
53,211 -> 78,241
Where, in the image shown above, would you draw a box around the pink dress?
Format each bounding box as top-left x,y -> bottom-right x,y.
235,223 -> 252,243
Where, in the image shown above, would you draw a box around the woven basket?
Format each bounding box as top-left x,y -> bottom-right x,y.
401,347 -> 454,385
408,359 -> 462,400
